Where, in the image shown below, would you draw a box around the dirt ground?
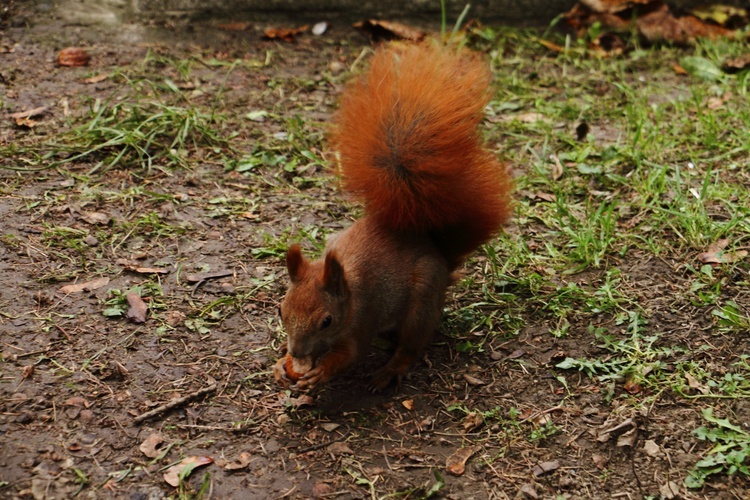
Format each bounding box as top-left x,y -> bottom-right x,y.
1,3 -> 749,500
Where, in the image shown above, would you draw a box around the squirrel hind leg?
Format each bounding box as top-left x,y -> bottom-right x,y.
370,310 -> 443,392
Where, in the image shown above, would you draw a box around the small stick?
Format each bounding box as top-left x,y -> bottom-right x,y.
133,384 -> 218,424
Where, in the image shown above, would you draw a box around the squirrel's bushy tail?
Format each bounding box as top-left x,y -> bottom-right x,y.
330,42 -> 513,267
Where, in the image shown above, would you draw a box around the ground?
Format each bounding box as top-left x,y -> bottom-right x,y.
1,4 -> 750,500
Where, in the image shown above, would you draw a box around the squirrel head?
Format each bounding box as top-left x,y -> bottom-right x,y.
280,244 -> 350,361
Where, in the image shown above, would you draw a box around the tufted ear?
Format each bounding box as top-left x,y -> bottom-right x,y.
323,251 -> 348,297
286,244 -> 308,283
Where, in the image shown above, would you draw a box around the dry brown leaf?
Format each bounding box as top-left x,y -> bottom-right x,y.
532,460 -> 560,476
162,456 -> 213,487
566,1 -> 734,44
673,64 -> 688,75
697,239 -> 748,264
352,19 -> 426,43
64,396 -> 89,407
462,411 -> 484,432
263,25 -> 309,42
79,211 -> 110,225
312,482 -> 334,497
222,452 -> 252,470
327,441 -> 354,456
125,291 -> 148,323
139,433 -> 166,458
58,47 -> 90,67
59,277 -> 110,294
592,453 -> 608,469
724,53 -> 750,72
643,439 -> 661,457
290,395 -> 314,408
445,445 -> 480,475
623,378 -> 641,394
617,427 -> 637,447
463,374 -> 486,386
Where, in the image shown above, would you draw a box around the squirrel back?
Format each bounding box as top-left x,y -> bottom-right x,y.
330,42 -> 513,268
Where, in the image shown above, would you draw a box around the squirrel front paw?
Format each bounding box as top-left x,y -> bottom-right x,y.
273,356 -> 292,388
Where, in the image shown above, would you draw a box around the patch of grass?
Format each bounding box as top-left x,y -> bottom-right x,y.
685,408 -> 750,489
50,94 -> 228,173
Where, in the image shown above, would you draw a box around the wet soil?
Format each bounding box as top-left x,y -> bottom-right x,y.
1,4 -> 749,500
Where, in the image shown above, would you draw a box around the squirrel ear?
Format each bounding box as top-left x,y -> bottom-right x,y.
323,251 -> 347,297
286,244 -> 307,283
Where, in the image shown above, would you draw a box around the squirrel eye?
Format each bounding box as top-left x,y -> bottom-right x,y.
320,315 -> 333,329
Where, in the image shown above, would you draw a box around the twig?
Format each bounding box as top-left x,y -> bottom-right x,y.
133,384 -> 218,424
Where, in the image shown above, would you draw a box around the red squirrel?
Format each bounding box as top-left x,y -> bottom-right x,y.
273,42 -> 513,391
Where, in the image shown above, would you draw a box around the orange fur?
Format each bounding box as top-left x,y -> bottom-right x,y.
330,42 -> 513,267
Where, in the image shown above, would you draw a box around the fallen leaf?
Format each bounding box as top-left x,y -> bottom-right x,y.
352,19 -> 426,43
519,483 -> 539,499
312,482 -> 333,497
659,480 -> 681,499
684,372 -> 709,394
724,53 -> 750,72
463,374 -> 486,386
462,412 -> 484,433
139,433 -> 166,458
532,460 -> 560,476
623,378 -> 641,394
263,25 -> 309,42
643,439 -> 660,457
617,427 -> 637,447
64,396 -> 89,407
566,1 -> 734,44
673,64 -> 688,75
14,117 -> 39,128
290,395 -> 314,408
327,441 -> 354,456
163,456 -> 213,487
58,47 -> 90,67
697,239 -> 747,264
79,211 -> 110,224
445,445 -> 480,476
592,453 -> 607,469
222,452 -> 252,470
60,277 -> 110,294
125,291 -> 148,323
